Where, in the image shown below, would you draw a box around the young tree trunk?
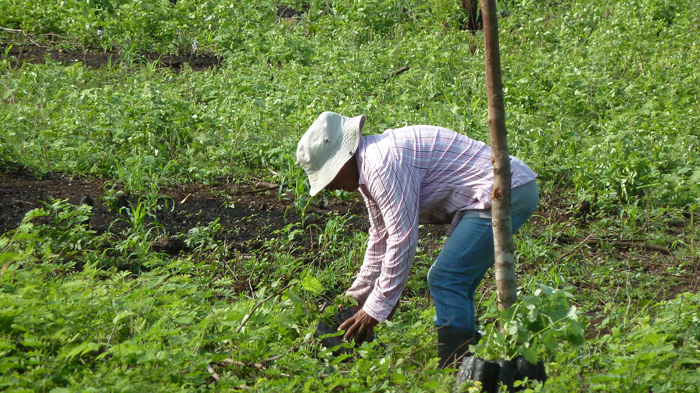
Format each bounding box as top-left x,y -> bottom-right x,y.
481,0 -> 517,310
461,0 -> 480,31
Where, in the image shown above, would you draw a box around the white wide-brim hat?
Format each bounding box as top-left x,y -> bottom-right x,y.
296,112 -> 366,196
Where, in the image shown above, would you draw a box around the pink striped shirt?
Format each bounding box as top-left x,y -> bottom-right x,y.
346,125 -> 537,322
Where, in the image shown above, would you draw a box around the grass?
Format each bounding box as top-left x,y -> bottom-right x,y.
1,0 -> 699,392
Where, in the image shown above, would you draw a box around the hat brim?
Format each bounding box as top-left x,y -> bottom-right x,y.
307,114 -> 365,196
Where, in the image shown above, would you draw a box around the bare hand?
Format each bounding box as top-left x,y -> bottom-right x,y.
338,309 -> 378,345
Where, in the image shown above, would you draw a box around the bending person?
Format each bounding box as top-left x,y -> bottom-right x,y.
296,112 -> 538,368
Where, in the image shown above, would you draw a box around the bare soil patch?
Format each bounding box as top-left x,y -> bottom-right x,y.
3,44 -> 222,71
277,4 -> 309,19
0,164 -> 368,249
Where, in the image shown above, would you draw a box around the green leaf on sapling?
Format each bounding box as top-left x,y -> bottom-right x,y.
521,346 -> 538,365
536,283 -> 554,296
508,323 -> 519,336
566,322 -> 585,346
542,331 -> 558,352
527,305 -> 539,322
500,306 -> 516,321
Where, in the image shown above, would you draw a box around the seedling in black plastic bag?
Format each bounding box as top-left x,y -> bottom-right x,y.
455,284 -> 585,392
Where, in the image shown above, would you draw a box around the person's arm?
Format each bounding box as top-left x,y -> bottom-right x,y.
344,219 -> 387,307
361,160 -> 420,323
344,156 -> 420,316
340,159 -> 420,342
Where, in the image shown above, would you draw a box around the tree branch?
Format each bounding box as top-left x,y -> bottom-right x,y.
0,27 -> 26,35
583,19 -> 598,46
555,237 -> 671,254
219,358 -> 291,378
386,65 -> 409,78
206,364 -> 220,381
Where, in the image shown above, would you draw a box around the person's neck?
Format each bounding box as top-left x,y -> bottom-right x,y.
349,153 -> 360,183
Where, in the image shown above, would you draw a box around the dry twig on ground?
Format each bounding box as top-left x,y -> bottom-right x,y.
386,65 -> 409,78
556,236 -> 671,254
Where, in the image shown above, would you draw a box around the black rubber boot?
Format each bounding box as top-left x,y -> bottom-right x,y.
437,328 -> 476,369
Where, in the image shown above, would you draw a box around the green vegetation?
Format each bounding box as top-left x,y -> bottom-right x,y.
1,0 -> 699,391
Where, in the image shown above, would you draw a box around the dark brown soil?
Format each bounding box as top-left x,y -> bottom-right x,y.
0,164 -> 370,250
277,4 -> 309,18
3,44 -> 222,71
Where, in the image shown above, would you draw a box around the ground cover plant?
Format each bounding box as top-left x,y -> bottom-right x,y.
1,0 -> 699,391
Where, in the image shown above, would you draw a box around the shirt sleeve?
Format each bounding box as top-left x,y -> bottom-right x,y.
361,158 -> 420,322
345,194 -> 387,306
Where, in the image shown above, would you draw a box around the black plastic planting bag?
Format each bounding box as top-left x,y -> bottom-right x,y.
315,307 -> 375,356
315,319 -> 351,356
536,359 -> 547,384
454,356 -> 547,393
495,359 -> 516,393
515,356 -> 547,384
334,307 -> 356,326
315,307 -> 355,356
454,356 -> 476,390
454,356 -> 497,393
515,356 -> 538,381
514,356 -> 547,391
473,358 -> 498,393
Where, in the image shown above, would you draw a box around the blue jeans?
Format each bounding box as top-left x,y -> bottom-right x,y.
427,203 -> 538,330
